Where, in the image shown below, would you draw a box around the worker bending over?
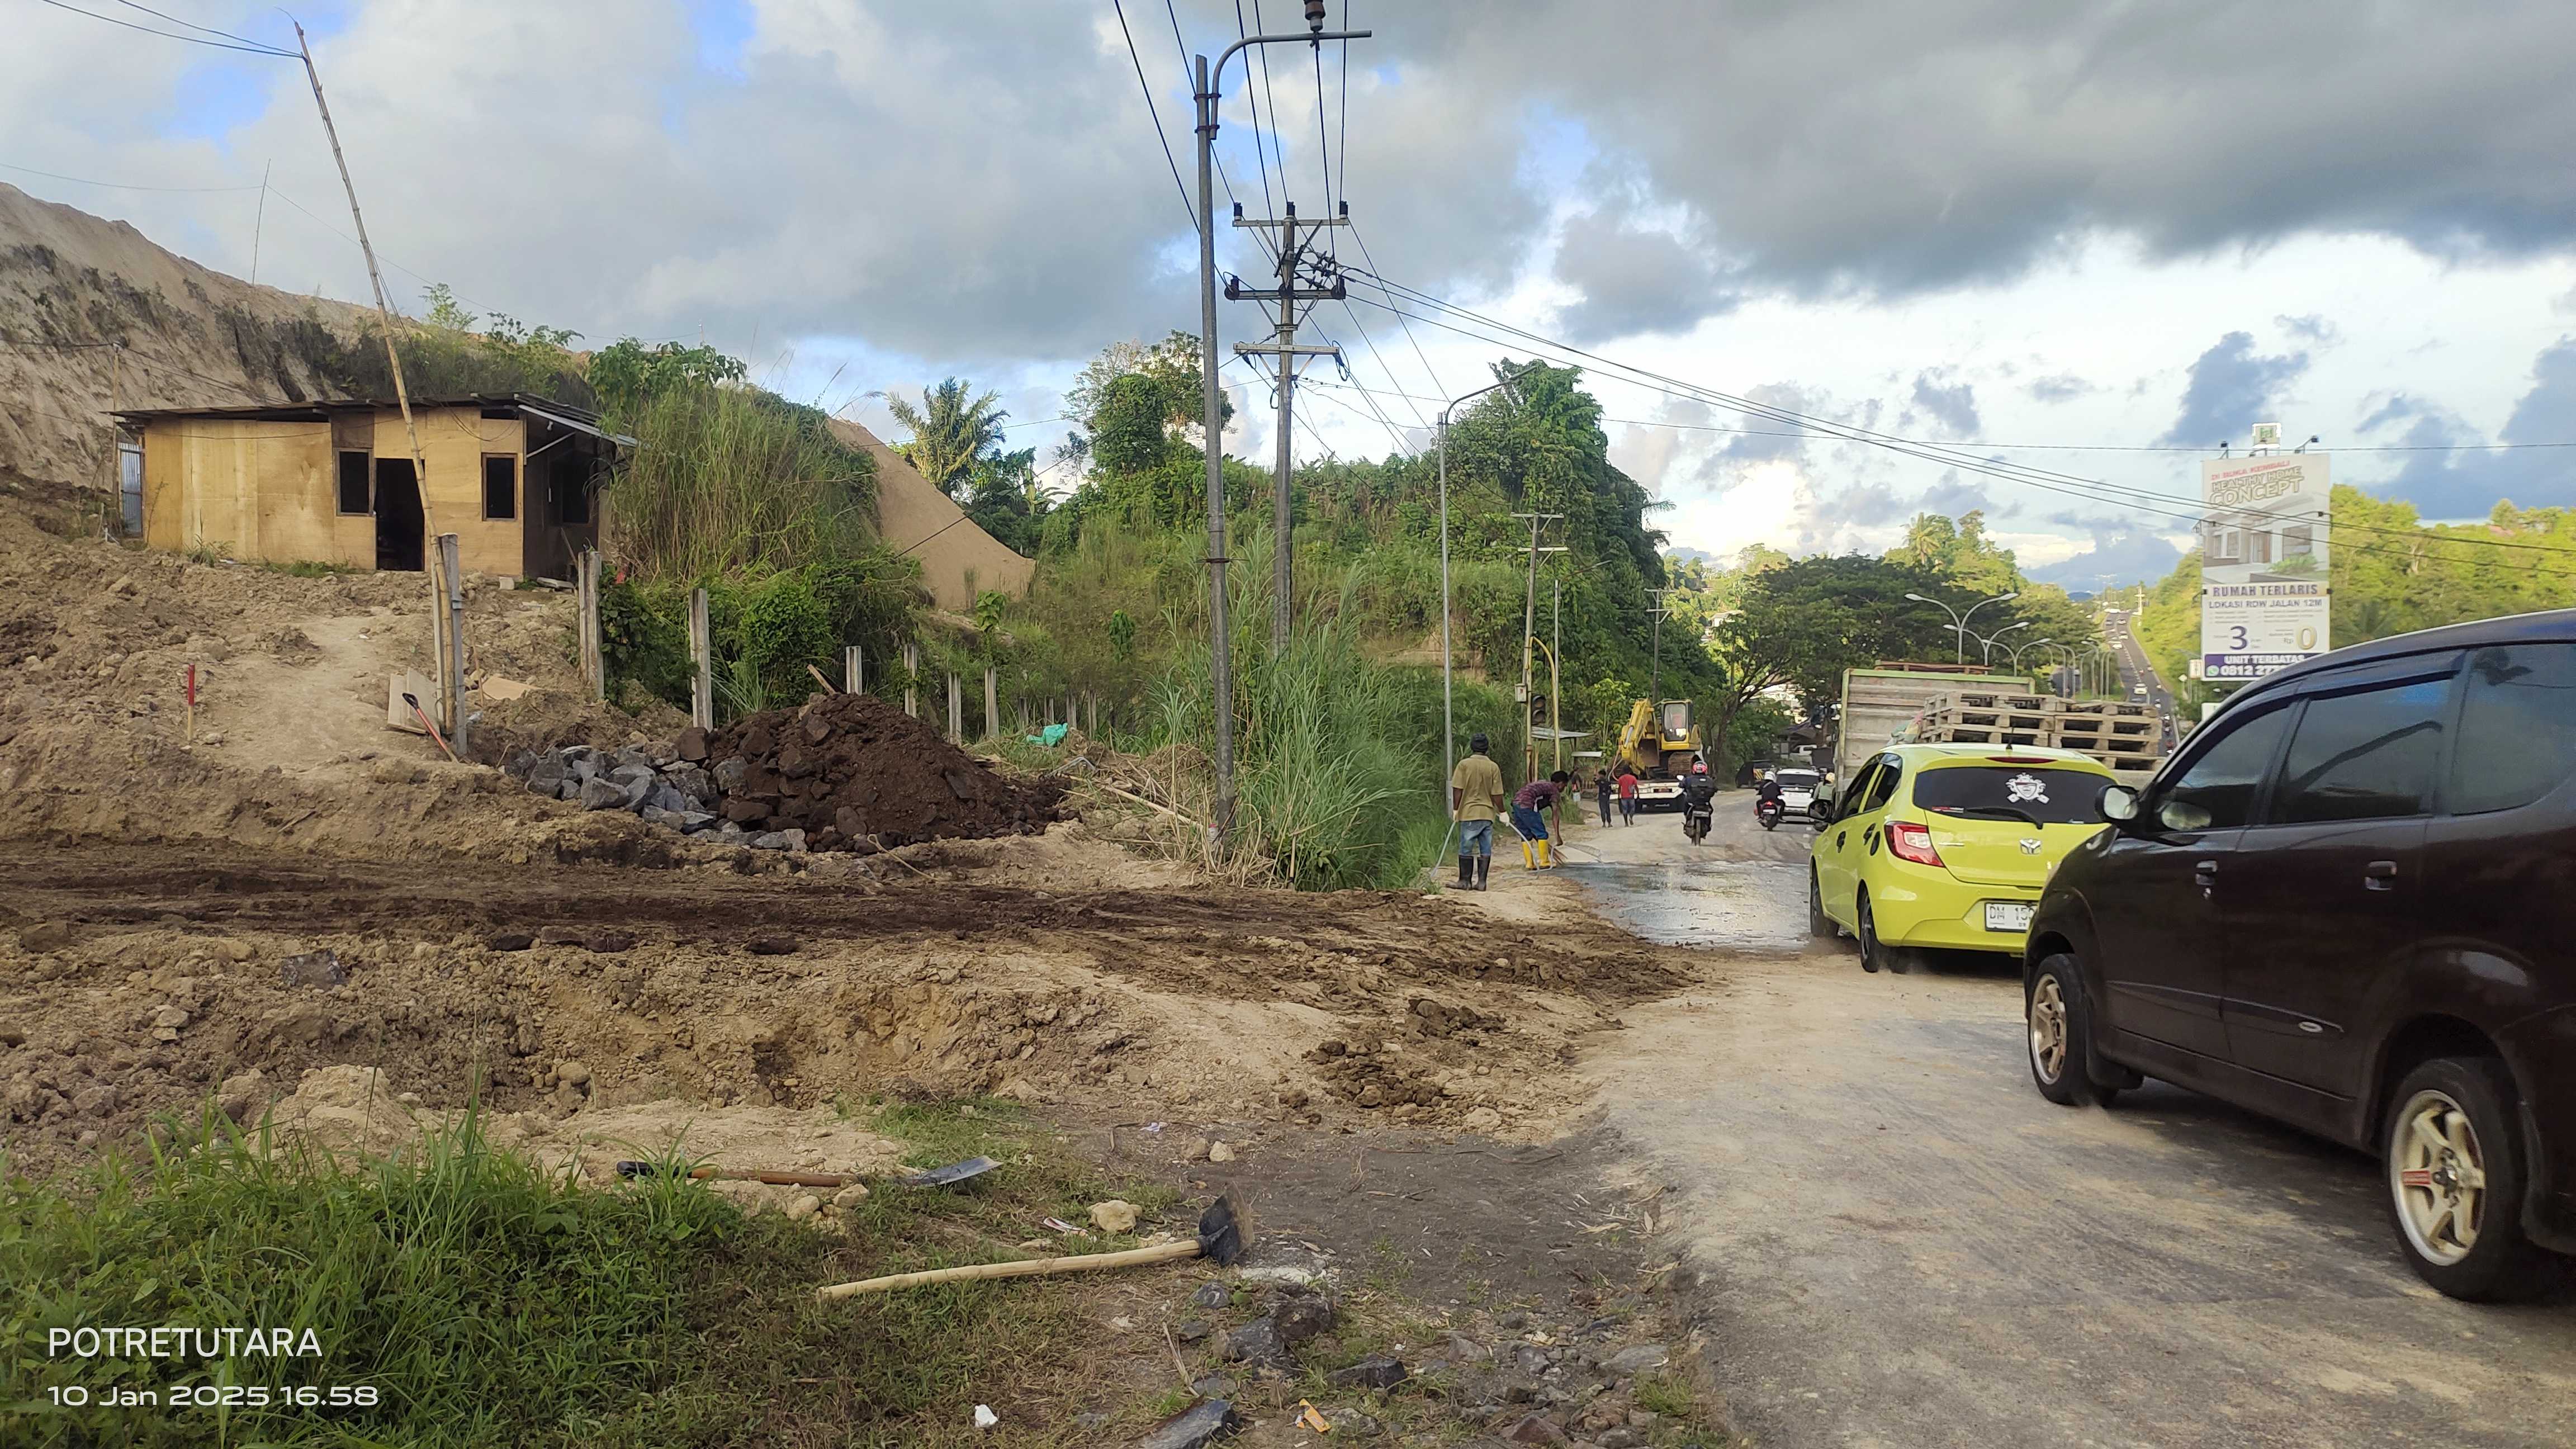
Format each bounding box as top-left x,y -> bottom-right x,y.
1513,770 -> 1571,869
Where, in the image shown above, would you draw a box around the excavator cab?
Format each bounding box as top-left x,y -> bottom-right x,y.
1656,699 -> 1694,745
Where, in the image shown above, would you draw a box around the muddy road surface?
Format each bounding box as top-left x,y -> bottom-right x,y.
1569,799 -> 2576,1448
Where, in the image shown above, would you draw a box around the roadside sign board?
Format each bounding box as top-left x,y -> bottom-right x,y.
2199,454 -> 2330,681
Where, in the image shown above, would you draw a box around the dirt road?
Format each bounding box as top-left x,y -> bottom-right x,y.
1570,798 -> 2576,1447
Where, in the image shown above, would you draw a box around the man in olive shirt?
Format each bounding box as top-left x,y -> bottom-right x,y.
1450,732 -> 1507,891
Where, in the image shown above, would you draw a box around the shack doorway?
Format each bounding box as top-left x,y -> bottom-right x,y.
374,458 -> 424,571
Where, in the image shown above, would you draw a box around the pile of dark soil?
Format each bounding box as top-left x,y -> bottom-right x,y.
703,692 -> 1060,851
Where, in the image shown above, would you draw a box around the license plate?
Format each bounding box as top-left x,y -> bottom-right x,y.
1984,902 -> 2034,933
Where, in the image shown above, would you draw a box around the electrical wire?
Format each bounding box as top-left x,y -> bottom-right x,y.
1311,31 -> 1334,258
32,0 -> 296,55
1343,221 -> 1447,401
1111,0 -> 1196,233
1231,3 -> 1278,224
0,159 -> 264,193
1335,3 -> 1350,236
1249,0 -> 1289,215
1166,1 -> 1276,269
105,0 -> 290,53
1339,271 -> 2575,559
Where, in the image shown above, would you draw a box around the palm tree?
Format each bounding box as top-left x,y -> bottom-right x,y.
879,378 -> 1006,497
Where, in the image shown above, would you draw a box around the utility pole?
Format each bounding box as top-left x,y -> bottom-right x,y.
1646,586 -> 1679,705
1551,578 -> 1562,776
1232,206 -> 1349,652
1513,511 -> 1565,783
1192,8 -> 1371,840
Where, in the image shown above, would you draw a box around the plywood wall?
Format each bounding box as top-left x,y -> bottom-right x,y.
140,416 -> 339,561
377,408 -> 524,575
140,407 -> 528,575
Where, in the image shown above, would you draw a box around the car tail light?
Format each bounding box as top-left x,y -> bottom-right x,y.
1886,820 -> 1944,866
1988,755 -> 2052,764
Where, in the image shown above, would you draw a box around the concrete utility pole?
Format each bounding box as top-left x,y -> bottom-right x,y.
1194,9 -> 1370,839
1646,586 -> 1680,705
1230,204 -> 1347,652
1436,372 -> 1519,827
1551,578 -> 1563,775
1514,511 -> 1565,783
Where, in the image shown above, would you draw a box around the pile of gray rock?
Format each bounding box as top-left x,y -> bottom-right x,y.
505,734 -> 806,851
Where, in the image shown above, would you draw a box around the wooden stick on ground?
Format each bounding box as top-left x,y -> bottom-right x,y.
816,1239 -> 1202,1300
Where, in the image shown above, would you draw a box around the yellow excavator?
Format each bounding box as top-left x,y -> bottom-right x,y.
1613,698 -> 1703,811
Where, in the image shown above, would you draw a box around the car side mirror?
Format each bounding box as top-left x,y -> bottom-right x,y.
2157,799 -> 2214,832
2096,784 -> 2140,823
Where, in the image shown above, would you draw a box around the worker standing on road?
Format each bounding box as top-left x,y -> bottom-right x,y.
1450,733 -> 1508,892
1512,770 -> 1571,870
1616,766 -> 1639,825
1594,768 -> 1614,827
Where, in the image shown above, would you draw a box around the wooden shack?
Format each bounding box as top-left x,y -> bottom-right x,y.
115,394 -> 631,581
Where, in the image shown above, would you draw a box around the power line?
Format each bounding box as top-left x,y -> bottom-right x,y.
1340,272 -> 2576,559
1311,31 -> 1334,258
106,0 -> 290,52
1343,221 -> 1446,400
1110,0 -> 1196,233
0,158 -> 264,193
34,0 -> 296,55
1232,2 -> 1279,223
1166,1 -> 1276,270
1334,3 -> 1351,230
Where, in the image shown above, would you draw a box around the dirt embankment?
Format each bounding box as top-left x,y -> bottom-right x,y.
0,182 -> 379,494
0,828 -> 1688,1177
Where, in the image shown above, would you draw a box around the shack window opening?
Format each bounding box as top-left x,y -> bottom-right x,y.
482,454 -> 518,520
336,450 -> 371,514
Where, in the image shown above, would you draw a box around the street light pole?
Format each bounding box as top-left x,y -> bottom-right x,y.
1437,372 -> 1517,819
1194,18 -> 1371,843
1905,589 -> 2019,666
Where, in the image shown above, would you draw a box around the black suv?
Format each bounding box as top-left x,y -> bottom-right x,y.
2023,609 -> 2576,1300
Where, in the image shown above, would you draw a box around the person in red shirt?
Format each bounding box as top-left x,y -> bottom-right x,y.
1615,768 -> 1640,825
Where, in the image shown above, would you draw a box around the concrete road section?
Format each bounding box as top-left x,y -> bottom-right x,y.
2106,608 -> 2184,751
1570,805 -> 2576,1447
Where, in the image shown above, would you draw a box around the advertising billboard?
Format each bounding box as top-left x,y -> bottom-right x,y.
2199,453 -> 2331,681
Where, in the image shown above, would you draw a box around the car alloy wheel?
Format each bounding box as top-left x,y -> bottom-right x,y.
2028,975 -> 2068,1086
1857,897 -> 1882,973
2390,1088 -> 2486,1267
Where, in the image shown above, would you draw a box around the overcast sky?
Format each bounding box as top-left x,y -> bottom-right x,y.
10,0 -> 2576,588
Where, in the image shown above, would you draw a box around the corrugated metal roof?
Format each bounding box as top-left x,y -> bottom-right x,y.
112,392 -> 631,447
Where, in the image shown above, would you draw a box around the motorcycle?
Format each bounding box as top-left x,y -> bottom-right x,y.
1755,796 -> 1784,831
1683,798 -> 1714,845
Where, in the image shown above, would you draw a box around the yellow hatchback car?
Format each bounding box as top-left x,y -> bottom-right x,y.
1808,744 -> 2116,973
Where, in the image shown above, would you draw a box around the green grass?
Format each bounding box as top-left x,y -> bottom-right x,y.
2,1097 -> 1178,1447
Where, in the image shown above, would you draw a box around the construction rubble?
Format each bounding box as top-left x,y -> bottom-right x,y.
504,690 -> 1062,852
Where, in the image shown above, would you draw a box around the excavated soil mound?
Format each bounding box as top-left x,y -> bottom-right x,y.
704,692 -> 1061,851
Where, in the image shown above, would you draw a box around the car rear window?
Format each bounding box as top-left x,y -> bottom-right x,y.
1911,766 -> 2105,825
2450,643 -> 2576,815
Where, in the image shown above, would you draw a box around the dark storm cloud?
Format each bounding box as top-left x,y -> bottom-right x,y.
1909,370 -> 1981,438
2362,338 -> 2576,516
1914,472 -> 2008,520
2159,332 -> 2309,446
2027,529 -> 2185,591
1551,207 -> 1738,344
1412,1 -> 2576,299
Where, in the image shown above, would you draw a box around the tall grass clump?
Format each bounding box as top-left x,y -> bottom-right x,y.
603,383 -> 877,580
1148,590 -> 1442,891
1,1109 -> 737,1447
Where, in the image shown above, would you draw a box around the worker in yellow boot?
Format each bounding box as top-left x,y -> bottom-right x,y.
1511,771 -> 1571,870
1448,733 -> 1508,892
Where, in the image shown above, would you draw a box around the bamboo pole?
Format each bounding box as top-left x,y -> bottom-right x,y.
293,21 -> 451,733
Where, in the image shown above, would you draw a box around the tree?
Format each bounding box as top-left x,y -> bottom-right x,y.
882,378 -> 1007,497
1066,331 -> 1228,444
1698,556 -> 1953,771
